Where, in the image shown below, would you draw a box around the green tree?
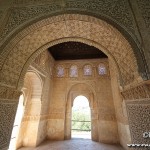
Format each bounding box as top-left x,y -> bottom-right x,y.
72,111 -> 91,131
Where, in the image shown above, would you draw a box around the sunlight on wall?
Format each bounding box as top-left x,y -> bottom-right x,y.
9,95 -> 24,150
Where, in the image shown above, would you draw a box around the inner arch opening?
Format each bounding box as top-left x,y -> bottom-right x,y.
71,95 -> 91,139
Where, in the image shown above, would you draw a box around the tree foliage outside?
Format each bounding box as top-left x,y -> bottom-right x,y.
72,111 -> 91,132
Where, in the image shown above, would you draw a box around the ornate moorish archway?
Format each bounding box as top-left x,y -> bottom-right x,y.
16,71 -> 43,147
0,14 -> 149,150
0,14 -> 141,89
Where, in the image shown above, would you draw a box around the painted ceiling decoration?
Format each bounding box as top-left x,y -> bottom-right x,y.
48,42 -> 108,60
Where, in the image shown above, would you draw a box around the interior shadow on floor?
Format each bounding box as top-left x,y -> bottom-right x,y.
18,139 -> 125,150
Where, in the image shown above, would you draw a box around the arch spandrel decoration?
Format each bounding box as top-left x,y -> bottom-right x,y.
0,14 -> 141,88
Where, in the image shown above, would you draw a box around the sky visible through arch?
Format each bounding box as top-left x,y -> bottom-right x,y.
72,95 -> 91,139
72,96 -> 90,113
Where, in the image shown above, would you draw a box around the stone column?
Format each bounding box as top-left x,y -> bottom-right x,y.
0,85 -> 21,150
64,95 -> 72,140
89,93 -> 99,141
91,109 -> 99,141
22,100 -> 42,147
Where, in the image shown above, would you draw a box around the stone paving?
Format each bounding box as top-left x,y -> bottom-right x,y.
18,138 -> 124,150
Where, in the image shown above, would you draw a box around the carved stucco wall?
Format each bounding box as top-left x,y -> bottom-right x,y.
47,59 -> 119,144
0,14 -> 142,91
121,83 -> 150,149
126,99 -> 150,150
0,10 -> 3,20
136,0 -> 150,28
0,0 -> 136,42
109,58 -> 131,150
18,71 -> 42,147
109,54 -> 150,150
0,1 -> 150,150
134,0 -> 150,76
0,86 -> 21,150
0,0 -> 148,80
15,51 -> 54,148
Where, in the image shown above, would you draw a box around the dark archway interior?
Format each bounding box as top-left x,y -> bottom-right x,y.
48,42 -> 108,60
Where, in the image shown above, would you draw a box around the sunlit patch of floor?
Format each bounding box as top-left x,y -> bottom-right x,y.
18,139 -> 124,150
71,131 -> 91,139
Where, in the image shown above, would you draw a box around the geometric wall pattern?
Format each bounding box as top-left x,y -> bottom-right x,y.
137,0 -> 150,28
0,0 -> 135,44
126,99 -> 150,149
0,84 -> 21,149
0,14 -> 139,89
0,1 -> 149,150
0,99 -> 19,149
0,0 -> 148,80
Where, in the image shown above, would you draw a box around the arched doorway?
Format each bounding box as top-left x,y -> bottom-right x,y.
65,83 -> 99,141
0,14 -> 141,90
0,13 -> 147,150
15,71 -> 43,148
71,95 -> 91,139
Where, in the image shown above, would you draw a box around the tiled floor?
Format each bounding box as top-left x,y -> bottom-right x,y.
18,138 -> 124,150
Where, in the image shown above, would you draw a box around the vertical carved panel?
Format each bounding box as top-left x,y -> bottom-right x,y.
0,99 -> 18,149
126,99 -> 150,148
137,0 -> 150,28
0,10 -> 3,20
0,86 -> 20,149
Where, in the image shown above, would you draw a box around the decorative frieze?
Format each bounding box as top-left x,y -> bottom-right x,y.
21,110 -> 65,121
13,0 -> 56,5
22,115 -> 48,122
0,4 -> 62,42
0,14 -> 139,88
0,0 -> 135,44
121,84 -> 150,100
98,114 -> 116,121
54,59 -> 110,79
0,86 -> 21,100
66,0 -> 134,32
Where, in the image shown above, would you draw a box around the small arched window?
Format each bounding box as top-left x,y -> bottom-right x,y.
98,63 -> 107,75
70,65 -> 78,77
84,65 -> 92,76
57,66 -> 64,77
